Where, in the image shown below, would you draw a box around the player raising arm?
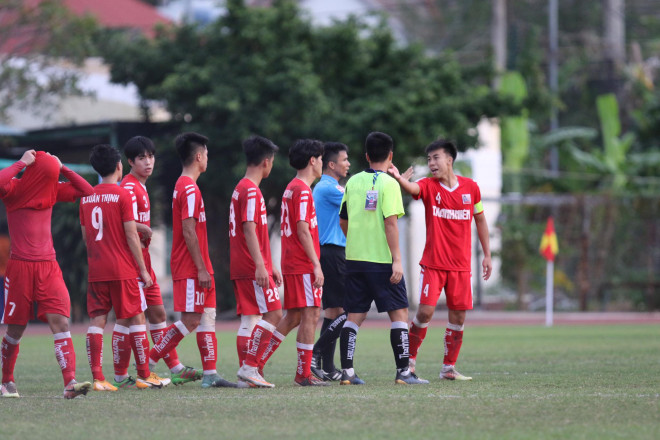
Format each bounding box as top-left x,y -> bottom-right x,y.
1,150 -> 93,399
388,139 -> 492,381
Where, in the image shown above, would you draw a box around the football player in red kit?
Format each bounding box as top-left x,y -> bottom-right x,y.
388,139 -> 492,381
0,149 -> 93,399
230,136 -> 283,388
118,136 -> 202,386
147,132 -> 236,388
251,139 -> 329,387
81,144 -> 169,390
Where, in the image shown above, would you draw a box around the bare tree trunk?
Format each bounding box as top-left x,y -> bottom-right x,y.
492,0 -> 507,88
603,0 -> 626,67
592,194 -> 618,310
577,196 -> 592,311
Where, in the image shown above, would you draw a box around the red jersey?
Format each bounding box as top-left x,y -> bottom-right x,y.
280,178 -> 320,275
120,173 -> 152,256
229,178 -> 272,280
79,184 -> 139,282
120,174 -> 151,227
171,176 -> 213,280
0,155 -> 93,261
413,175 -> 483,272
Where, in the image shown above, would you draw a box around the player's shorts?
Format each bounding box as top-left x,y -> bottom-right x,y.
282,274 -> 322,310
173,277 -> 216,314
344,261 -> 408,314
320,244 -> 346,310
232,276 -> 282,316
418,266 -> 473,311
87,278 -> 147,320
142,261 -> 162,307
1,259 -> 70,325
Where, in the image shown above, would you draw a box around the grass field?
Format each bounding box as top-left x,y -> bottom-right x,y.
0,324 -> 658,440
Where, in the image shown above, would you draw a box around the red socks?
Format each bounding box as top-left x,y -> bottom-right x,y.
129,325 -> 150,379
149,321 -> 188,363
443,323 -> 464,366
196,327 -> 217,373
53,332 -> 77,386
259,330 -> 285,369
86,327 -> 105,381
244,320 -> 275,368
112,325 -> 131,377
150,322 -> 180,370
1,335 -> 20,384
409,319 -> 429,359
295,342 -> 313,380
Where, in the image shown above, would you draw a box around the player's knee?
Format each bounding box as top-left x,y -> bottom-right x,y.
199,307 -> 216,328
238,314 -> 261,336
416,309 -> 434,324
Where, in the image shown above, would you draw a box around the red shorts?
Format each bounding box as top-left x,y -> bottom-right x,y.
173,277 -> 216,314
417,266 -> 473,311
87,278 -> 146,319
1,259 -> 70,325
282,274 -> 322,310
232,276 -> 282,316
142,264 -> 162,307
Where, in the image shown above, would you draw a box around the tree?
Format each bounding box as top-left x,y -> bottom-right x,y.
0,0 -> 97,123
100,0 -> 513,309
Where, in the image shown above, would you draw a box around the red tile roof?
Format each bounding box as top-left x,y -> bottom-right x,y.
62,0 -> 171,38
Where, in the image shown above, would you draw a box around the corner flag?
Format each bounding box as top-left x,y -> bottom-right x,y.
539,217 -> 559,262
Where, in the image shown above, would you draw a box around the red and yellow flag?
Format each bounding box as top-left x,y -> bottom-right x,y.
539,217 -> 559,262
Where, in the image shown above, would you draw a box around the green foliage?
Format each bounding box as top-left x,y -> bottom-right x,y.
98,0 -> 515,309
0,0 -> 98,122
499,71 -> 530,174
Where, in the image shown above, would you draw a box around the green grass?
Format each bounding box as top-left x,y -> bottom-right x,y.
1,324 -> 659,440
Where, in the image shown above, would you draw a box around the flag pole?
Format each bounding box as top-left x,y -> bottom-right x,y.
545,259 -> 554,327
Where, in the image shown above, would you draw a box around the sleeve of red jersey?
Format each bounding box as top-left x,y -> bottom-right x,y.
120,189 -> 139,222
180,184 -> 199,220
243,186 -> 258,223
79,201 -> 85,226
297,188 -> 312,224
56,167 -> 94,202
412,177 -> 427,201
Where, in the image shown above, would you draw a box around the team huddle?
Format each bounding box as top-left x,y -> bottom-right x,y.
0,130 -> 492,398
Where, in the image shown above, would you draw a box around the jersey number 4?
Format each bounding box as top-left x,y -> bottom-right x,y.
91,206 -> 104,241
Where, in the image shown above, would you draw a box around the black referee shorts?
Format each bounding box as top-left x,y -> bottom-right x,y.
344,261 -> 409,314
320,244 -> 346,310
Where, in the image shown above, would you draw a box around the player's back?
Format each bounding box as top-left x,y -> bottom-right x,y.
229,178 -> 272,280
280,178 -> 319,274
79,184 -> 139,282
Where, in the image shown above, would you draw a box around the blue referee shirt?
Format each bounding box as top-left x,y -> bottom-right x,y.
313,174 -> 346,247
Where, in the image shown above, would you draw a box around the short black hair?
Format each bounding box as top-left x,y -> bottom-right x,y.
90,144 -> 121,177
289,139 -> 324,170
322,142 -> 348,171
175,132 -> 208,166
124,136 -> 155,161
365,132 -> 393,163
243,135 -> 279,166
425,139 -> 457,162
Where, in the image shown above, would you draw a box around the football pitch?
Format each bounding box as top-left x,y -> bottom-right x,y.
0,324 -> 658,440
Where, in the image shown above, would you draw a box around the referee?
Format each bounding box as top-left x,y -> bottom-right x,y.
310,142 -> 351,381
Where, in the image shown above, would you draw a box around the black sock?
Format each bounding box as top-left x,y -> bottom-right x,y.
318,313 -> 346,371
390,327 -> 410,371
314,313 -> 346,354
340,323 -> 358,370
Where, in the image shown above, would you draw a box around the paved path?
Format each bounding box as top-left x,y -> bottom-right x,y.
5,311 -> 658,335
